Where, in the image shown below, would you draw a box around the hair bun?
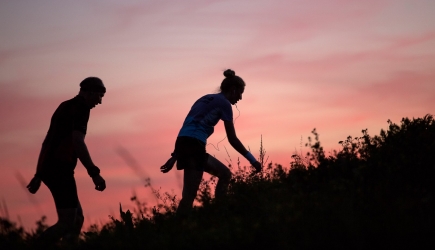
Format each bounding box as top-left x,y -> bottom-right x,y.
223,69 -> 236,78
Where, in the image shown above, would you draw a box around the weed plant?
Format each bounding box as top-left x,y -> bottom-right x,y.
1,115 -> 434,249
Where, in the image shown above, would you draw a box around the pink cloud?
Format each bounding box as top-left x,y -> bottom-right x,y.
384,32 -> 435,50
317,71 -> 435,114
0,83 -> 62,132
99,0 -> 225,33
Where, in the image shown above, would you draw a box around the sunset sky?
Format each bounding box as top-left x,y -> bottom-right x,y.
1,0 -> 434,230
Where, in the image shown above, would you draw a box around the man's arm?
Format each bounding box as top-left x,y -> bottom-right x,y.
72,130 -> 96,171
224,120 -> 262,172
35,142 -> 47,177
72,130 -> 106,191
27,142 -> 48,194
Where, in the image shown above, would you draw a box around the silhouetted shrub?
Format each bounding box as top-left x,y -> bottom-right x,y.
2,115 -> 434,249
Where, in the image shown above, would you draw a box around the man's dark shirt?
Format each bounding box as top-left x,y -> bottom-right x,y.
38,95 -> 90,177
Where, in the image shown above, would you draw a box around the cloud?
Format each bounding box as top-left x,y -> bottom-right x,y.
1,0 -> 435,231
0,82 -> 59,134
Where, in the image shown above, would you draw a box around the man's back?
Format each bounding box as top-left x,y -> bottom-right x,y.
40,95 -> 90,176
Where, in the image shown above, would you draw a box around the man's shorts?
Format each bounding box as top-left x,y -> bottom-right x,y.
175,136 -> 209,171
42,174 -> 79,209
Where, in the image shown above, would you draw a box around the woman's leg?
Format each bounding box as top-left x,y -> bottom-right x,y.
204,154 -> 232,199
176,169 -> 204,216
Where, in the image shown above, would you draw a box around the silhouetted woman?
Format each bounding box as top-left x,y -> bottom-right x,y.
161,69 -> 262,216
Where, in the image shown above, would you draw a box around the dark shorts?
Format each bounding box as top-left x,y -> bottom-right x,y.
175,136 -> 209,171
42,174 -> 79,209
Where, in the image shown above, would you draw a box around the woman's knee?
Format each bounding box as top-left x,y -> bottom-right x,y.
221,168 -> 232,181
206,155 -> 232,179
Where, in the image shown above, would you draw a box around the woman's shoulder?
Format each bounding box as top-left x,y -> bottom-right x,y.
193,93 -> 230,108
214,93 -> 230,104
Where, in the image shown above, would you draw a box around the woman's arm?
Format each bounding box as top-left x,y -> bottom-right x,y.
224,120 -> 248,155
224,120 -> 261,172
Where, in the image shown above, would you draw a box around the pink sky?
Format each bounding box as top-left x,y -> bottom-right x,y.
1,0 -> 434,230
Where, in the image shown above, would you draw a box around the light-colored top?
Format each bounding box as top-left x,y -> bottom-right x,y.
178,93 -> 233,143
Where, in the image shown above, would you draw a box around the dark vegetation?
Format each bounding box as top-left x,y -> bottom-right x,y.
1,115 -> 434,249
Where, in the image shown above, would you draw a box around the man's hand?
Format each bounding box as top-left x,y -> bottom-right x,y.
160,156 -> 176,173
252,161 -> 262,173
27,176 -> 41,194
92,174 -> 106,191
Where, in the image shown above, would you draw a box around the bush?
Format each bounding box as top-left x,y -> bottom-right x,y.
2,115 -> 434,249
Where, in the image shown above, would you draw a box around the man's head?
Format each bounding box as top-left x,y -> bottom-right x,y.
79,77 -> 106,109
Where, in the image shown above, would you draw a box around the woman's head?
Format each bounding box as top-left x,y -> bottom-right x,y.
220,69 -> 245,105
220,69 -> 245,93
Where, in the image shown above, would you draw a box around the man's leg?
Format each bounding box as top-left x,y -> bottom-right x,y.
38,208 -> 77,244
204,155 -> 232,199
176,168 -> 204,216
40,174 -> 80,245
62,201 -> 84,244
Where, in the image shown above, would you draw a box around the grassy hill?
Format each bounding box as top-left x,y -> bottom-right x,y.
2,115 -> 434,249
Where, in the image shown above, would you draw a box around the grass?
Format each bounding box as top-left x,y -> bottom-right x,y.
2,115 -> 435,249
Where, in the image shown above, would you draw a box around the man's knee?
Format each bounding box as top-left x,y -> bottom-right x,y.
57,208 -> 79,228
75,213 -> 84,228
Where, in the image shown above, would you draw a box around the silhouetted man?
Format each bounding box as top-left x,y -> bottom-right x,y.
27,77 -> 107,245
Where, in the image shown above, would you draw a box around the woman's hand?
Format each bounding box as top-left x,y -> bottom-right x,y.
160,156 -> 176,173
252,161 -> 262,173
